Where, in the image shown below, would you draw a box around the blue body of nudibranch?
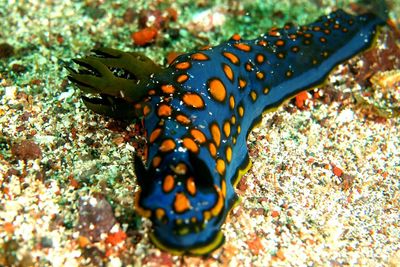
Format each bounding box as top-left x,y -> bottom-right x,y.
69,9 -> 385,255
132,10 -> 384,255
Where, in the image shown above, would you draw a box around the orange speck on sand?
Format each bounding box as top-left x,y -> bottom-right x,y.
77,236 -> 90,248
246,236 -> 264,255
3,222 -> 15,234
271,210 -> 280,218
131,27 -> 158,46
295,91 -> 311,108
332,165 -> 343,177
105,230 -> 127,246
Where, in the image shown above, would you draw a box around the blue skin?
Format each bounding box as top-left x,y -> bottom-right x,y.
68,9 -> 385,255
135,10 -> 385,255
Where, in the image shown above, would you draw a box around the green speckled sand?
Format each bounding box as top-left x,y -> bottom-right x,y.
0,1 -> 399,266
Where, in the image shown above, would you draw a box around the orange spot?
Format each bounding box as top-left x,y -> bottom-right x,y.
183,137 -> 199,153
131,27 -> 158,46
155,208 -> 166,221
163,175 -> 175,192
256,54 -> 265,64
291,46 -> 299,53
174,163 -> 187,175
210,185 -> 224,216
161,84 -> 175,94
238,105 -> 244,117
222,64 -> 234,81
245,63 -> 253,72
159,139 -> 176,152
175,61 -> 191,70
231,33 -> 241,41
319,37 -> 327,43
223,121 -> 230,137
186,177 -> 196,195
223,52 -> 239,65
237,125 -> 241,134
263,87 -> 270,94
229,95 -> 235,110
190,129 -> 206,144
313,26 -> 321,31
176,74 -> 189,83
210,123 -> 221,147
208,142 -> 217,158
149,128 -> 162,143
238,78 -> 247,89
233,43 -> 251,52
208,78 -> 227,102
289,34 -> 297,40
257,40 -> 268,46
216,159 -> 225,175
152,156 -> 162,167
333,166 -> 343,177
174,193 -> 191,213
148,89 -> 156,95
286,70 -> 293,77
275,39 -> 285,47
182,92 -> 205,109
176,114 -> 191,124
191,52 -> 209,61
157,104 -> 172,117
277,52 -> 285,59
256,71 -> 264,80
231,115 -> 236,124
226,146 -> 232,163
143,105 -> 151,116
304,33 -> 313,38
199,45 -> 211,50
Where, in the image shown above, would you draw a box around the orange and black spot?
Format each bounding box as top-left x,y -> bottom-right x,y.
182,92 -> 205,109
190,128 -> 206,144
163,174 -> 175,193
286,70 -> 293,77
275,39 -> 285,47
276,52 -> 285,59
191,52 -> 209,61
238,104 -> 244,118
263,86 -> 270,95
173,192 -> 191,213
226,146 -> 232,163
229,95 -> 235,110
208,142 -> 217,158
175,113 -> 191,125
223,51 -> 240,65
233,43 -> 251,52
186,177 -> 196,196
256,71 -> 265,80
216,158 -> 226,176
256,54 -> 265,64
175,61 -> 191,70
183,137 -> 199,153
291,46 -> 299,53
250,90 -> 257,102
210,122 -> 221,147
161,84 -> 176,94
157,104 -> 173,117
223,120 -> 231,138
238,77 -> 247,90
319,37 -> 327,43
208,78 -> 227,102
149,128 -> 162,143
222,63 -> 234,82
159,139 -> 176,153
176,74 -> 189,83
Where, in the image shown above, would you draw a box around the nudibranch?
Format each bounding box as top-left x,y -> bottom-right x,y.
68,9 -> 385,255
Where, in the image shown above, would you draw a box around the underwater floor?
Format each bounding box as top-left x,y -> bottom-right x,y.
0,0 -> 399,266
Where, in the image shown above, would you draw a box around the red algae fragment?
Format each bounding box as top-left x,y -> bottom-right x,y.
11,140 -> 42,161
131,27 -> 158,46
